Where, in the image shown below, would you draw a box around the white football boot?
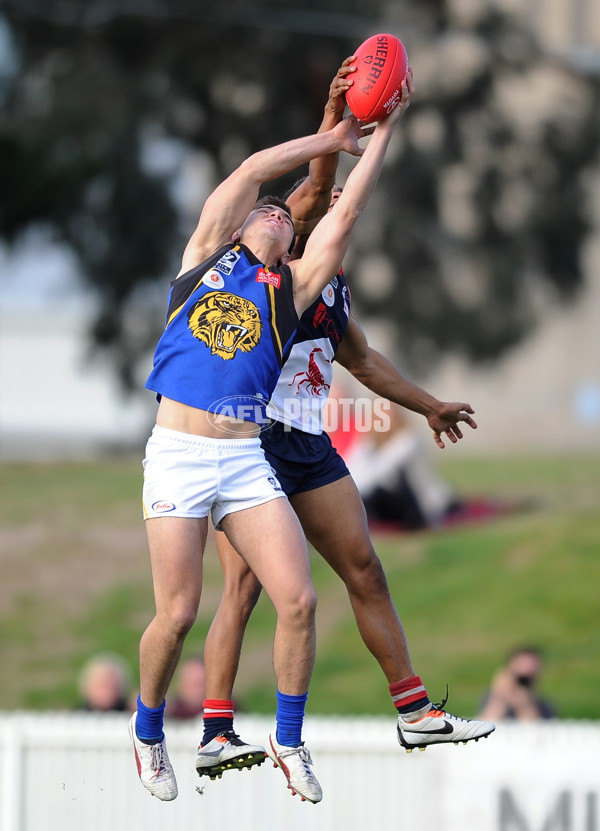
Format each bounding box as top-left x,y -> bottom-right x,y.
267,733 -> 323,803
129,712 -> 178,800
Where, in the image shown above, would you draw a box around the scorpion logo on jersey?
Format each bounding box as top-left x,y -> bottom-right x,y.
288,347 -> 331,396
187,291 -> 262,360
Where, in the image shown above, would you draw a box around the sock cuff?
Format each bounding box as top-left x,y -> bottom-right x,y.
389,675 -> 428,706
136,694 -> 166,715
135,695 -> 166,743
203,699 -> 234,718
276,690 -> 308,705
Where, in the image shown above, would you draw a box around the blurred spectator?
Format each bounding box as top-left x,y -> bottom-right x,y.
345,403 -> 460,530
77,652 -> 132,712
478,646 -> 556,721
166,655 -> 206,719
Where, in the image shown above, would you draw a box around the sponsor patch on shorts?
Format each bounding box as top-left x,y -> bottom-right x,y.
151,500 -> 176,513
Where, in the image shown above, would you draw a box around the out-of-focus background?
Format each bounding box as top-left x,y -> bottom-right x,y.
1,2 -> 599,828
2,0 -> 600,459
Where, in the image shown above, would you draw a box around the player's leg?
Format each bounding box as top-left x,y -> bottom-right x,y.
140,515 -> 207,707
292,474 -> 495,751
291,474 -> 413,681
221,497 -> 316,698
196,530 -> 266,779
204,530 -> 263,703
131,514 -> 207,801
262,425 -> 412,680
220,497 -> 322,803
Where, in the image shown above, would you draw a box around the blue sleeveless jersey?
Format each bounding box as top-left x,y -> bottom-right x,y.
146,244 -> 299,423
266,270 -> 351,433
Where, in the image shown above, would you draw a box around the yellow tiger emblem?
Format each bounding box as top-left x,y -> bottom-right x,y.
187,291 -> 262,360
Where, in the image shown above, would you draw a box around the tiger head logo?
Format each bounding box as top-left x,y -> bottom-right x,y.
187,291 -> 262,360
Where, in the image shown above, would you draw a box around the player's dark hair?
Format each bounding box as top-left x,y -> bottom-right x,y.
283,177 -> 308,201
254,195 -> 292,220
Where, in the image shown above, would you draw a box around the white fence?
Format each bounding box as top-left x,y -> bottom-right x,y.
1,712 -> 598,831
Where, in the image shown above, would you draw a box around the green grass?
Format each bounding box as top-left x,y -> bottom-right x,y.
1,453 -> 599,718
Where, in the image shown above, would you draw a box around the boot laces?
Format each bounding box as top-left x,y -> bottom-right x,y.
430,685 -> 468,723
150,741 -> 169,775
217,729 -> 245,747
432,683 -> 449,712
279,743 -> 313,768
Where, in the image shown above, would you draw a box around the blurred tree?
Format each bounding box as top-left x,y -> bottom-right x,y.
1,0 -> 599,388
0,2 -> 370,389
348,4 -> 600,371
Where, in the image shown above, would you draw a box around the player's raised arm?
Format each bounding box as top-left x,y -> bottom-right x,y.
177,119 -> 365,278
286,56 -> 356,242
291,70 -> 413,315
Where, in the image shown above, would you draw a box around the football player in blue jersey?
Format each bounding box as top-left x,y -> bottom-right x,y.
129,62 -> 414,804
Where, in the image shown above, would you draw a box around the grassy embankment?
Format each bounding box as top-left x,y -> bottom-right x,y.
1,453 -> 598,719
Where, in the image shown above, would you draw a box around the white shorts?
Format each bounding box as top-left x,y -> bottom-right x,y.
142,425 -> 286,529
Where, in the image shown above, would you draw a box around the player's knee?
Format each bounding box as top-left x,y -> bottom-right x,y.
345,550 -> 389,596
285,584 -> 317,628
164,604 -> 198,639
240,580 -> 263,617
221,590 -> 262,628
225,572 -> 262,615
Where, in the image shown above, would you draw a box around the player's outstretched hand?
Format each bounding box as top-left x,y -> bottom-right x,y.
327,55 -> 357,117
427,402 -> 477,449
378,66 -> 415,128
332,114 -> 374,157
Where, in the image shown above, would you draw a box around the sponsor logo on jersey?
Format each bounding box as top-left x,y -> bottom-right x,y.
256,267 -> 281,289
202,269 -> 225,289
342,282 -> 351,317
322,283 -> 335,306
152,501 -> 176,513
343,291 -> 350,317
214,248 -> 241,275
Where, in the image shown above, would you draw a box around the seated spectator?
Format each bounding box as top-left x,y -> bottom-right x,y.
478,646 -> 556,721
166,655 -> 206,719
77,652 -> 132,712
346,403 -> 460,530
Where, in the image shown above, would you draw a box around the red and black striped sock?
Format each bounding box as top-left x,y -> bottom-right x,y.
201,698 -> 234,745
389,675 -> 431,719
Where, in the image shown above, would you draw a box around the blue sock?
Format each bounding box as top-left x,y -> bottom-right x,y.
275,690 -> 308,747
135,695 -> 166,743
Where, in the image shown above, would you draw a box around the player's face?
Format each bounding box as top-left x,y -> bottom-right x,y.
241,205 -> 294,256
328,187 -> 343,212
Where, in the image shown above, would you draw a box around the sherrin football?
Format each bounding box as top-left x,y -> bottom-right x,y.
345,33 -> 408,123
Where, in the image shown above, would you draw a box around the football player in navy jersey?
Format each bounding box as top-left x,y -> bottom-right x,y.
129,61 -> 415,805
197,60 -> 495,787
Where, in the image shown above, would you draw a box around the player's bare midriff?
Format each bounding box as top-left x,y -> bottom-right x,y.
156,397 -> 261,439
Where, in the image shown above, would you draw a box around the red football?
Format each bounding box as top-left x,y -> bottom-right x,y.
345,33 -> 408,123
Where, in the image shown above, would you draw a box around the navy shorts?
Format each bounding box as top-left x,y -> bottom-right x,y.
260,420 -> 350,497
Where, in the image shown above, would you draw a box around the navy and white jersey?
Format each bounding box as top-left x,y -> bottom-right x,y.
266,271 -> 351,434
146,244 -> 298,424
